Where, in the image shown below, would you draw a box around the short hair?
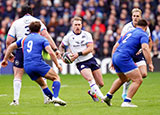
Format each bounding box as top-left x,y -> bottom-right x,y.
71,17 -> 82,23
137,19 -> 148,27
131,8 -> 142,15
20,5 -> 33,17
29,21 -> 41,33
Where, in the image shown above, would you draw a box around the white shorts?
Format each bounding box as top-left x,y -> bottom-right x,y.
136,60 -> 146,67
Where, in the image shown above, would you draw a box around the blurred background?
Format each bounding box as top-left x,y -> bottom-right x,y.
0,0 -> 160,74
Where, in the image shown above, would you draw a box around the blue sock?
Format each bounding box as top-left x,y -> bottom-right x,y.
124,97 -> 131,102
107,93 -> 113,99
43,87 -> 53,99
52,81 -> 61,98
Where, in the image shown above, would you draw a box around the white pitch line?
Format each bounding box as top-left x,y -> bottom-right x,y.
61,85 -> 69,87
0,94 -> 8,97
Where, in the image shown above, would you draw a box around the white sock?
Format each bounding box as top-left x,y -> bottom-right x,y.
13,78 -> 22,101
40,78 -> 48,98
88,79 -> 104,99
122,81 -> 131,95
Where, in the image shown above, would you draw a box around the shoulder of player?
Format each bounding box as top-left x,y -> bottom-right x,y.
123,22 -> 133,29
81,30 -> 92,36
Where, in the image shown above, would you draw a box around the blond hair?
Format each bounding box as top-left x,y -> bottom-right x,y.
71,16 -> 82,23
131,8 -> 142,15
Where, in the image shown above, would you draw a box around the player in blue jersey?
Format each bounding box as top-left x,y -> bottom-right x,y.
119,8 -> 153,99
6,5 -> 61,105
103,19 -> 154,107
1,21 -> 66,106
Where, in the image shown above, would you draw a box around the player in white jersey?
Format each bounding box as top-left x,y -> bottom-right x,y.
6,5 -> 60,105
59,17 -> 105,102
112,8 -> 152,99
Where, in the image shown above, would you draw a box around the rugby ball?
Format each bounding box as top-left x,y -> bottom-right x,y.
63,52 -> 73,64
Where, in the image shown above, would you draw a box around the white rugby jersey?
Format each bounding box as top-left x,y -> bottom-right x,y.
8,14 -> 46,41
121,22 -> 151,37
62,30 -> 93,63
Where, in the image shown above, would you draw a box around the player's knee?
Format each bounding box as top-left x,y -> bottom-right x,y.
141,72 -> 147,78
98,82 -> 104,88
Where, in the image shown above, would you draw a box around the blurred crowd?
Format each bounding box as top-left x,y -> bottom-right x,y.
1,0 -> 160,60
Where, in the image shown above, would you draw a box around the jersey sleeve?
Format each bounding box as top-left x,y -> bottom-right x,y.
16,38 -> 22,48
120,25 -> 128,36
8,22 -> 16,38
39,21 -> 47,32
62,34 -> 69,46
86,32 -> 93,43
43,38 -> 50,48
140,32 -> 149,44
146,27 -> 151,37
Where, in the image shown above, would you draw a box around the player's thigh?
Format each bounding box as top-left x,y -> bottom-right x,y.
92,69 -> 104,87
13,66 -> 24,79
80,68 -> 94,81
117,73 -> 128,83
125,68 -> 143,83
44,68 -> 60,81
35,77 -> 47,89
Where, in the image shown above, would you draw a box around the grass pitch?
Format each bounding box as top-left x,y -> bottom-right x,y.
0,72 -> 160,115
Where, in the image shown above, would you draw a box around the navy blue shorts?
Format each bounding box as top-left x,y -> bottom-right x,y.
76,57 -> 100,72
14,48 -> 23,68
24,61 -> 51,80
133,53 -> 145,63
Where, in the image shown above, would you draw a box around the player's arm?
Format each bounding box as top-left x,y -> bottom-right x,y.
141,43 -> 154,72
1,42 -> 18,67
6,35 -> 15,48
6,35 -> 16,62
40,30 -> 61,58
45,45 -> 62,71
148,36 -> 152,51
72,42 -> 94,61
81,42 -> 93,55
112,42 -> 119,57
59,42 -> 66,55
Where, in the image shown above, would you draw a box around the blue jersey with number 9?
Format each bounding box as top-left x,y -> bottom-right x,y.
16,33 -> 49,66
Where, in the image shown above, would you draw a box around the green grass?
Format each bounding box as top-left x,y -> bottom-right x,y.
0,72 -> 160,115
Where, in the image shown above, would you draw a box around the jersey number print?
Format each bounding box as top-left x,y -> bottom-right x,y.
122,33 -> 132,43
27,40 -> 33,53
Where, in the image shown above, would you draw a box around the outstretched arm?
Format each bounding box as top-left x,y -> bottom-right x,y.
1,42 -> 18,67
45,45 -> 62,72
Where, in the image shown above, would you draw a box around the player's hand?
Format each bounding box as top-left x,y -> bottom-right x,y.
71,53 -> 78,62
57,65 -> 62,72
1,60 -> 8,68
55,50 -> 61,59
148,63 -> 154,72
8,53 -> 14,62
